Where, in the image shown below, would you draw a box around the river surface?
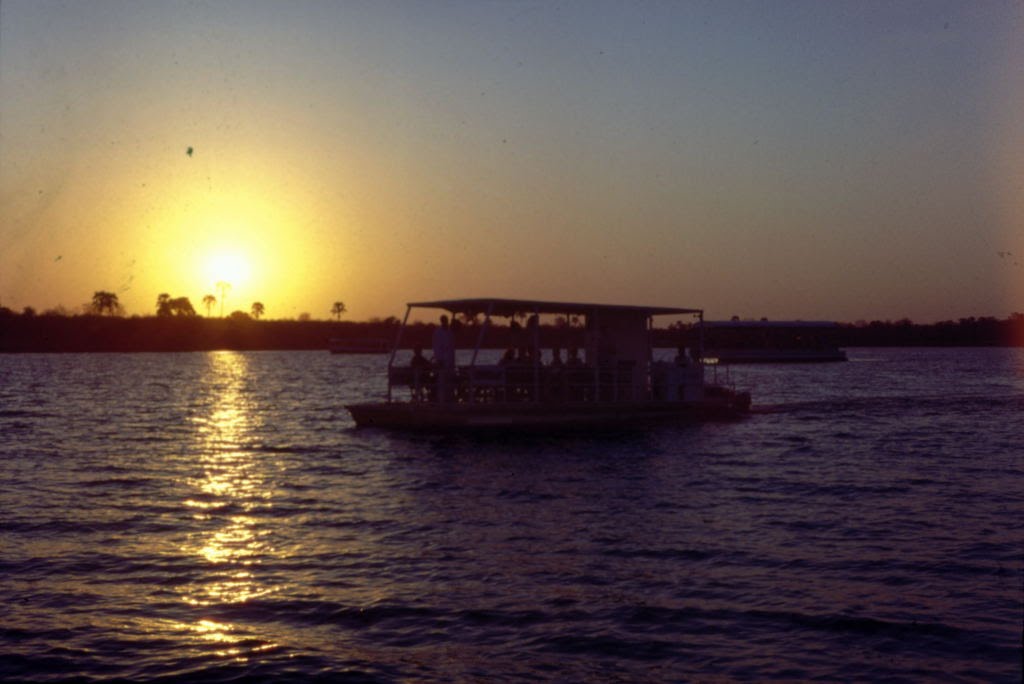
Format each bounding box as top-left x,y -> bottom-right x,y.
1,348 -> 1021,682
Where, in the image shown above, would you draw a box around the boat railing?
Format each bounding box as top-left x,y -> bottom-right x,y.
388,360 -> 652,404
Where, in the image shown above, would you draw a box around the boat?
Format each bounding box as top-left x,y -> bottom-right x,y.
329,337 -> 390,354
346,298 -> 751,430
702,320 -> 848,363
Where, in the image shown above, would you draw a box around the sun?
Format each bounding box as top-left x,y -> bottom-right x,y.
205,251 -> 251,287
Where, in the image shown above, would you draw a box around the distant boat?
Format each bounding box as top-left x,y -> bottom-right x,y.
329,337 -> 390,354
703,320 -> 848,363
345,297 -> 751,431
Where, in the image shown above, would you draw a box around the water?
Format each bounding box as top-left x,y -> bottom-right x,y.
1,348 -> 1021,682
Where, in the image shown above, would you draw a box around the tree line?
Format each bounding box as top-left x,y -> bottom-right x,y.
2,295 -> 1021,352
18,291 -> 348,322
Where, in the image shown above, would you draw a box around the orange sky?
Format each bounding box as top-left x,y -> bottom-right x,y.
1,1 -> 1021,322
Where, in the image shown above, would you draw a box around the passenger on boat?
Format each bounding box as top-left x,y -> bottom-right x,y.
410,346 -> 431,371
546,347 -> 567,402
432,315 -> 455,401
675,343 -> 690,367
509,319 -> 524,357
408,346 -> 433,401
524,314 -> 540,360
505,348 -> 535,401
432,315 -> 455,368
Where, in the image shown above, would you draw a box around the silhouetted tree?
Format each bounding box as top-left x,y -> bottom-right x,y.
156,293 -> 172,316
228,310 -> 251,321
202,294 -> 216,317
298,312 -> 312,321
170,297 -> 197,316
331,301 -> 346,320
216,281 -> 231,318
157,294 -> 196,317
251,302 -> 265,319
91,291 -> 121,316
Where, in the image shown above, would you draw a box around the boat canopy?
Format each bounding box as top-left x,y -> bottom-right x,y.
407,298 -> 702,319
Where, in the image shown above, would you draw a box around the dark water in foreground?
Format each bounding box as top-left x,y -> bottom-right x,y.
1,348 -> 1021,682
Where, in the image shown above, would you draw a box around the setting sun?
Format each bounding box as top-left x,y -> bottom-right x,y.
205,251 -> 251,288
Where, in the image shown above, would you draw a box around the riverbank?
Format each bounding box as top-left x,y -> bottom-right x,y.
1,313 -> 1020,353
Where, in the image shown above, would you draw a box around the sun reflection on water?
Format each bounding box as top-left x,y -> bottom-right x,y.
181,352 -> 279,611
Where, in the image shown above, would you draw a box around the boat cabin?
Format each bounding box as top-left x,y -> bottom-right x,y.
346,297 -> 750,429
382,298 -> 706,406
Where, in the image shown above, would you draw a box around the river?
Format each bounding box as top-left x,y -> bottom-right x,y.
1,348 -> 1021,682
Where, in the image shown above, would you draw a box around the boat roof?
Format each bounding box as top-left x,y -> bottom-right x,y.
407,298 -> 701,318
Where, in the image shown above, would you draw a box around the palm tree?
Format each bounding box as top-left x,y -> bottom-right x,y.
331,301 -> 346,320
216,281 -> 231,318
251,302 -> 265,320
92,291 -> 119,316
202,294 -> 216,317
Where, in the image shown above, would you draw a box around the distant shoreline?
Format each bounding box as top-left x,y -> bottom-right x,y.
1,313 -> 1020,353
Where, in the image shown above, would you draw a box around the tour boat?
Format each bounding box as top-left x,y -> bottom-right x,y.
345,298 -> 751,430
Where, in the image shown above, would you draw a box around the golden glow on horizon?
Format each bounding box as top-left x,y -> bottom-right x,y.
138,172 -> 327,317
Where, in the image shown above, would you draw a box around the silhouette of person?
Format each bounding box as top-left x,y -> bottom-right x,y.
408,346 -> 432,400
675,343 -> 689,367
524,314 -> 540,360
432,315 -> 455,369
432,315 -> 456,401
410,346 -> 431,371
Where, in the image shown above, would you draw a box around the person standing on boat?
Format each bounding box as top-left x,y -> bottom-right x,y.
409,346 -> 432,401
432,315 -> 456,400
433,315 -> 456,368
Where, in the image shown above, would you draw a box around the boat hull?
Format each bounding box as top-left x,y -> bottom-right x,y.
347,395 -> 749,431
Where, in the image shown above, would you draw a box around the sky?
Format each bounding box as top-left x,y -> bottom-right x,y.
1,0 -> 1022,323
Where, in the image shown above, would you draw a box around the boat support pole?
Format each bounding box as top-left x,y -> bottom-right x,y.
532,305 -> 541,402
592,308 -> 600,402
387,305 -> 411,403
698,309 -> 705,362
647,315 -> 654,400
